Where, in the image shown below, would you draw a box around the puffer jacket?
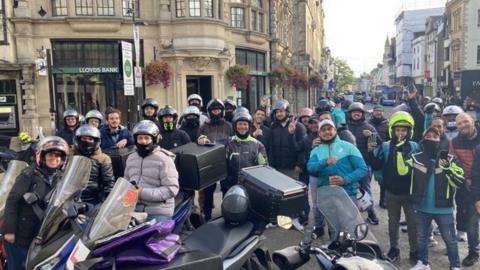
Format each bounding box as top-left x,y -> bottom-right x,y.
56,125 -> 77,146
198,119 -> 233,145
268,119 -> 306,169
368,117 -> 389,141
337,124 -> 357,145
73,148 -> 116,204
2,166 -> 60,248
347,119 -> 378,165
124,147 -> 179,216
159,129 -> 191,150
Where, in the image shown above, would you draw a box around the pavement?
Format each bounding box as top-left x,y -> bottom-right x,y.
209,104 -> 477,270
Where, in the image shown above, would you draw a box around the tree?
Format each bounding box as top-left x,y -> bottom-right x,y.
333,58 -> 356,93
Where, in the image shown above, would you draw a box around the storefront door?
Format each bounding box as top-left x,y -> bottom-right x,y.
187,76 -> 212,111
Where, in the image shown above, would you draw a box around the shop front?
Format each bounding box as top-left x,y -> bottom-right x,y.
52,40 -> 144,129
235,48 -> 268,110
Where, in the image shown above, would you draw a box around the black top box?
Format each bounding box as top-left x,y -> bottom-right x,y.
171,142 -> 227,191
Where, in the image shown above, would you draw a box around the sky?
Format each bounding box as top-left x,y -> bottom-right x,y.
324,0 -> 447,76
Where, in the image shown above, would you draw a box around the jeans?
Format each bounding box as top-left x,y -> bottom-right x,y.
455,185 -> 480,253
4,241 -> 28,270
385,191 -> 418,253
415,211 -> 460,268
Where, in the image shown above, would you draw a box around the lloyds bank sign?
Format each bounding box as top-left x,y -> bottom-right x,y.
52,67 -> 119,74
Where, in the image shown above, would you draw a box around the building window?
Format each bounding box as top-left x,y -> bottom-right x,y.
251,10 -> 257,31
235,48 -> 266,110
258,12 -> 264,32
176,0 -> 186,17
97,0 -> 114,16
477,46 -> 480,64
189,0 -> 200,17
478,9 -> 480,27
205,0 -> 213,17
75,0 -> 93,15
123,0 -> 140,17
231,7 -> 244,28
52,0 -> 68,16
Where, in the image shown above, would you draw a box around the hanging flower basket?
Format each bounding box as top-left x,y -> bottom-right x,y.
287,70 -> 308,90
226,65 -> 251,91
144,60 -> 172,89
268,65 -> 293,88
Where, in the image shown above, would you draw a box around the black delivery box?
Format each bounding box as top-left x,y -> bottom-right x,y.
103,145 -> 136,179
239,165 -> 307,222
171,142 -> 227,191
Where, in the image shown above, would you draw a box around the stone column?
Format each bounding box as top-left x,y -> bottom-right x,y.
20,65 -> 40,138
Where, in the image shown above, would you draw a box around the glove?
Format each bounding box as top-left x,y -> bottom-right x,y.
19,131 -> 32,143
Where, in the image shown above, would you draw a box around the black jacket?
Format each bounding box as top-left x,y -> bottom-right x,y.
56,125 -> 77,146
471,145 -> 480,202
251,124 -> 271,153
159,129 -> 191,150
74,148 -> 115,204
179,122 -> 201,142
337,124 -> 357,145
268,119 -> 306,169
347,119 -> 378,164
2,166 -> 60,248
406,98 -> 425,142
368,117 -> 389,141
198,119 -> 233,144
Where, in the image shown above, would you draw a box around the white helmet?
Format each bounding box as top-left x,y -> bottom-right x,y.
356,188 -> 373,212
187,94 -> 203,107
442,105 -> 464,116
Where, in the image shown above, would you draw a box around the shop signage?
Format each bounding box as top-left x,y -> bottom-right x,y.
122,41 -> 134,96
51,67 -> 119,74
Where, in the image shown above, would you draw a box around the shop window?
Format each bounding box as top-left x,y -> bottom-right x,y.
189,0 -> 201,17
231,7 -> 244,28
205,0 -> 213,18
52,41 -> 120,68
176,0 -> 186,17
97,0 -> 114,16
123,0 -> 140,17
52,0 -> 68,16
75,0 -> 94,15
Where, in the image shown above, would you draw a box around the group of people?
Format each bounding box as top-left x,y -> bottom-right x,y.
2,90 -> 480,270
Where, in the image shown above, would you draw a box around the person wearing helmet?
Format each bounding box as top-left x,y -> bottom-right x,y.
317,111 -> 356,145
224,99 -> 237,123
449,113 -> 480,267
318,98 -> 345,126
368,111 -> 420,263
268,99 -> 306,179
157,105 -> 190,150
100,107 -> 134,150
432,96 -> 444,108
223,111 -> 267,195
73,125 -> 115,204
307,119 -> 368,239
422,96 -> 432,108
346,101 -> 380,225
298,107 -> 314,128
187,93 -> 208,125
2,136 -> 69,269
125,120 -> 179,222
442,105 -> 464,140
251,107 -> 271,152
56,109 -> 80,145
85,109 -> 104,129
179,105 -> 202,142
141,98 -> 160,126
407,126 -> 464,270
197,98 -> 233,221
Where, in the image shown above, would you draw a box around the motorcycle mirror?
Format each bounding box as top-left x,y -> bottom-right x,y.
62,201 -> 78,218
277,215 -> 293,230
354,223 -> 369,241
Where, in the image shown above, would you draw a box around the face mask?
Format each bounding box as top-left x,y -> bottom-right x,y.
78,140 -> 97,156
185,118 -> 199,128
162,122 -> 175,132
210,114 -> 223,124
136,142 -> 155,158
446,122 -> 457,131
422,140 -> 439,157
225,112 -> 234,122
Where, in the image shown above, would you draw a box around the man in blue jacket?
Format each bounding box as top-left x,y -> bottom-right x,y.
100,107 -> 134,149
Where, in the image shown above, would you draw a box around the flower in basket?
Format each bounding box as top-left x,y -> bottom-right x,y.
286,70 -> 308,90
144,61 -> 172,89
226,65 -> 251,91
268,65 -> 293,88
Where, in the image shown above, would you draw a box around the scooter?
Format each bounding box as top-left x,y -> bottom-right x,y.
272,185 -> 396,270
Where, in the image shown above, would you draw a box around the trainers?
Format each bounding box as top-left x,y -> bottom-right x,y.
428,236 -> 438,247
457,231 -> 467,242
462,252 -> 479,267
312,226 -> 325,239
409,260 -> 431,270
401,224 -> 408,233
291,218 -> 304,232
367,212 -> 379,225
387,247 -> 400,262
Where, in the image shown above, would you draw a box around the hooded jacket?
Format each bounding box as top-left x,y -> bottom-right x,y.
124,147 -> 179,216
73,148 -> 115,204
307,136 -> 368,196
268,119 -> 306,169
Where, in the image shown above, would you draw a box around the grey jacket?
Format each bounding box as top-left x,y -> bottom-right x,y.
124,146 -> 179,216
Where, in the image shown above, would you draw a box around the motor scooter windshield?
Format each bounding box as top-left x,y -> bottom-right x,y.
316,185 -> 376,242
36,155 -> 92,243
86,178 -> 138,244
0,160 -> 28,216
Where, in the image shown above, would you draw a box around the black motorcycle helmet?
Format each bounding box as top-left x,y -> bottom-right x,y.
157,105 -> 178,131
224,99 -> 237,122
206,98 -> 225,119
141,98 -> 160,118
315,99 -> 334,114
341,100 -> 352,111
222,185 -> 250,226
270,99 -> 290,121
232,112 -> 253,139
74,124 -> 101,156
